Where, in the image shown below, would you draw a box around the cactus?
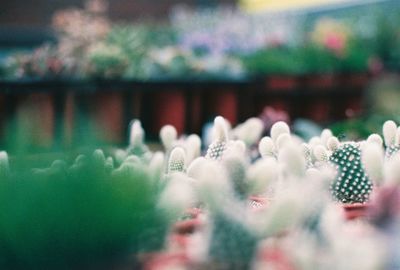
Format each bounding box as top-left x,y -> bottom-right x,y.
329,143 -> 373,203
127,119 -> 150,160
206,116 -> 229,160
208,211 -> 258,270
385,145 -> 400,159
383,120 -> 400,159
0,149 -> 168,269
168,147 -> 186,174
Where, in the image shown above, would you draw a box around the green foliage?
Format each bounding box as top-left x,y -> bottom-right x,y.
339,39 -> 372,73
330,115 -> 400,141
0,151 -> 167,269
372,11 -> 400,68
87,43 -> 129,78
300,44 -> 339,74
105,25 -> 179,79
240,47 -> 305,76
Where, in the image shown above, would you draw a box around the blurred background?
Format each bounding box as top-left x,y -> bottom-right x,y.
1,0 -> 400,150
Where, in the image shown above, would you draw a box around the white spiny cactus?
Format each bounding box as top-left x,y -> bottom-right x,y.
223,140 -> 247,160
362,142 -> 384,186
395,127 -> 400,146
114,149 -> 127,164
314,145 -> 329,162
327,136 -> 340,152
270,121 -> 290,143
187,157 -> 208,180
278,142 -> 306,178
383,121 -> 400,160
195,160 -> 233,208
222,152 -> 248,198
383,120 -> 397,147
276,133 -> 292,150
258,136 -> 275,158
320,129 -> 333,146
247,158 -> 279,196
129,119 -> 144,147
159,172 -> 197,220
384,152 -> 400,186
309,136 -> 323,148
233,117 -> 264,146
105,156 -> 114,172
301,143 -> 313,168
367,134 -> 383,146
124,155 -> 142,164
168,147 -> 186,174
148,151 -> 165,180
206,116 -> 230,160
184,134 -> 202,164
160,125 -> 178,151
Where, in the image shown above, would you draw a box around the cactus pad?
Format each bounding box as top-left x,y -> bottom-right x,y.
329,143 -> 373,204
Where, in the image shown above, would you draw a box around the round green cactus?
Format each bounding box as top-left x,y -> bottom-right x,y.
329,143 -> 373,204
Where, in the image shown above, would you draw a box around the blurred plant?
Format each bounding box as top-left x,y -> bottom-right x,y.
309,17 -> 373,73
371,9 -> 400,69
331,75 -> 400,140
86,42 -> 128,78
6,45 -> 67,78
1,0 -> 400,80
0,149 -> 168,269
52,0 -> 111,75
171,6 -> 303,54
240,46 -> 305,75
310,18 -> 351,57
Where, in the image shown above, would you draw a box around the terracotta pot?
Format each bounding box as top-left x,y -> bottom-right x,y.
340,73 -> 370,88
152,90 -> 186,135
342,203 -> 370,220
305,98 -> 332,123
173,218 -> 203,235
186,92 -> 202,134
16,93 -> 55,148
143,252 -> 188,270
93,92 -> 124,143
172,207 -> 204,235
248,196 -> 268,211
267,76 -> 298,91
343,96 -> 363,118
256,246 -> 296,270
210,89 -> 238,125
369,186 -> 400,222
304,74 -> 335,89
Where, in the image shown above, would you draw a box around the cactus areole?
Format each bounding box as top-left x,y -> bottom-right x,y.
329,143 -> 373,204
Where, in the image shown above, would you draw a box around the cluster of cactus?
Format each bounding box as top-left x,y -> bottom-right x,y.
2,116 -> 400,269
0,147 -> 168,269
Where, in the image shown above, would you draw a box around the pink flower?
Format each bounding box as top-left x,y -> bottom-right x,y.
324,33 -> 346,54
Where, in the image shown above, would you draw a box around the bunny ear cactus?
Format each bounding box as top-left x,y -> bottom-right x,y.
167,147 -> 186,174
301,143 -> 313,169
160,125 -> 178,152
329,142 -> 373,203
206,116 -> 230,160
127,119 -> 150,159
208,211 -> 258,270
382,121 -> 400,159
